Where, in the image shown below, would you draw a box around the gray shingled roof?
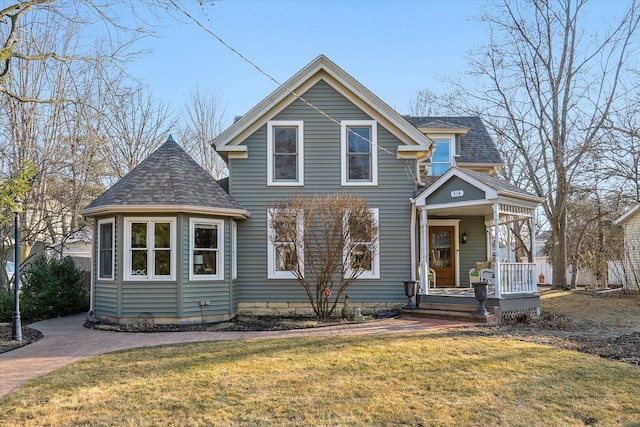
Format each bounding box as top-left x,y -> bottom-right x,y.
403,116 -> 503,165
415,167 -> 541,202
463,169 -> 537,198
83,136 -> 246,214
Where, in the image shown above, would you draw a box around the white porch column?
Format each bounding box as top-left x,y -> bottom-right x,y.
531,208 -> 538,287
493,202 -> 501,298
419,208 -> 429,295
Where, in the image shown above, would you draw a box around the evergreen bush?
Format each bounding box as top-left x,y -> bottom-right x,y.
0,288 -> 13,322
21,256 -> 89,320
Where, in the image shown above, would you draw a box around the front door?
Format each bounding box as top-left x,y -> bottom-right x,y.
429,226 -> 456,286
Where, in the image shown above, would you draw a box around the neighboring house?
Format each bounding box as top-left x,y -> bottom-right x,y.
82,55 -> 542,325
49,228 -> 93,272
614,204 -> 640,289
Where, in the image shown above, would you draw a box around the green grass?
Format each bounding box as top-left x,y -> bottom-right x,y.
1,332 -> 639,426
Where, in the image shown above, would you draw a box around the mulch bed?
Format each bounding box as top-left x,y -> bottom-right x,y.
0,324 -> 43,354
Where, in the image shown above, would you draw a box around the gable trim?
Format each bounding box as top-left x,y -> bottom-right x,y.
81,205 -> 251,219
213,55 -> 433,156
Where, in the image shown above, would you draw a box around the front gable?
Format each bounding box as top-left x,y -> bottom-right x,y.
427,176 -> 487,205
213,55 -> 433,160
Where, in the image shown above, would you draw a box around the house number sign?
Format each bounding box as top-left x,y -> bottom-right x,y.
451,190 -> 464,198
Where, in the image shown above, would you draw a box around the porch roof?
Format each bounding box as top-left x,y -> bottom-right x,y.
412,167 -> 544,218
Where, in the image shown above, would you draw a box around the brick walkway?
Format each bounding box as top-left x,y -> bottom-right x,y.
0,314 -> 471,400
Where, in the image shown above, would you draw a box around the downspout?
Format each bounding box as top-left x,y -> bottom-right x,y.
86,220 -> 97,322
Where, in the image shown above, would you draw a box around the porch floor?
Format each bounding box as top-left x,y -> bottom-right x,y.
402,286 -> 540,324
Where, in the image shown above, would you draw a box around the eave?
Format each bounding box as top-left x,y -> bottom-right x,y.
80,205 -> 251,219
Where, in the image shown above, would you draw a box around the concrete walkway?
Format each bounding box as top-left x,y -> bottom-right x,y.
0,314 -> 471,400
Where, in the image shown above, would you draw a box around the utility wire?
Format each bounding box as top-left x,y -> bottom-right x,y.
168,0 -> 409,160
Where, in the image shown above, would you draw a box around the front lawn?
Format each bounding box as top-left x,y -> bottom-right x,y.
1,331 -> 639,426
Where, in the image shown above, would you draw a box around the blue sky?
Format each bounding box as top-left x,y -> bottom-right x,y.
125,0 -> 629,128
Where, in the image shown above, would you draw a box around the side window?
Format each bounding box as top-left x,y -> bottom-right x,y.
341,120 -> 378,186
267,209 -> 303,279
345,208 -> 380,279
267,121 -> 304,186
124,218 -> 176,281
98,218 -> 115,280
190,218 -> 224,281
430,138 -> 452,176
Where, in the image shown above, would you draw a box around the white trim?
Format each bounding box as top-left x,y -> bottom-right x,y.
189,218 -> 224,281
428,135 -> 455,176
123,217 -> 176,281
345,208 -> 380,279
81,205 -> 250,219
267,120 -> 304,186
97,218 -> 115,281
212,55 -> 432,154
267,209 -> 304,279
341,120 -> 378,186
426,218 -> 461,286
231,220 -> 238,280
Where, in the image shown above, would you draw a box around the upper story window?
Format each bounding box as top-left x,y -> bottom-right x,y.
124,217 -> 176,281
267,209 -> 304,279
190,218 -> 224,281
429,137 -> 454,176
341,120 -> 378,186
267,120 -> 304,186
98,218 -> 115,280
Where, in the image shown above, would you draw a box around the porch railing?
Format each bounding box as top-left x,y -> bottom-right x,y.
499,262 -> 537,295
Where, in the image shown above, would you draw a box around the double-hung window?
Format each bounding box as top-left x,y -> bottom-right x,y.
190,218 -> 224,281
267,209 -> 303,279
267,120 -> 304,186
429,137 -> 453,176
124,217 -> 176,281
345,208 -> 380,279
341,120 -> 378,186
97,218 -> 115,280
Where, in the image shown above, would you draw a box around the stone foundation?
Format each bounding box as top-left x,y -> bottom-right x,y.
237,301 -> 403,317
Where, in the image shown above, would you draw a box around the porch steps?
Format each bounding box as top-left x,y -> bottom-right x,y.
401,302 -> 501,324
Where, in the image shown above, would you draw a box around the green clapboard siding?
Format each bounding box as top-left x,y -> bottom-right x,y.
458,216 -> 489,286
230,79 -> 416,304
180,215 -> 235,318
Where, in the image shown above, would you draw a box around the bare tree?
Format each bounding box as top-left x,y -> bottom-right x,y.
268,194 -> 378,319
602,101 -> 640,202
0,0 -> 197,104
179,87 -> 228,179
100,86 -> 177,181
445,0 -> 640,289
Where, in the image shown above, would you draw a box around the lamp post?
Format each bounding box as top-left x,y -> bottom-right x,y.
12,197 -> 23,342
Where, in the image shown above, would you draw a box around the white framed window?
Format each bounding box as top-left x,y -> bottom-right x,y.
124,217 -> 176,281
429,136 -> 454,176
341,120 -> 378,186
345,208 -> 380,279
97,218 -> 115,281
231,220 -> 238,280
267,120 -> 304,186
267,209 -> 304,279
190,218 -> 224,281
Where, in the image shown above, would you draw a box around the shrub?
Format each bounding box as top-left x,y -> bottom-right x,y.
21,256 -> 89,321
0,288 -> 14,322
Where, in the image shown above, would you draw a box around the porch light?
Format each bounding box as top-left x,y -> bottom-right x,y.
461,231 -> 468,244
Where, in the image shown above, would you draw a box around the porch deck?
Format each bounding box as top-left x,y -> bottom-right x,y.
402,285 -> 540,324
